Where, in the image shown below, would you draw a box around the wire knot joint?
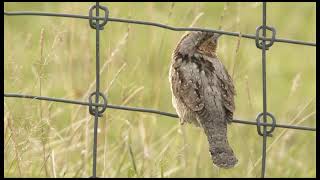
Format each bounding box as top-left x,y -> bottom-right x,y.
88,92 -> 108,117
255,25 -> 276,50
256,112 -> 276,137
89,4 -> 109,30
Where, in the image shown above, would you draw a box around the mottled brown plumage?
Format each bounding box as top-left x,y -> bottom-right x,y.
169,31 -> 238,168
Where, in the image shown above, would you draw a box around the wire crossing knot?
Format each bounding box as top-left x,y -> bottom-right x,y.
89,4 -> 109,30
256,112 -> 276,137
255,25 -> 276,50
88,92 -> 108,117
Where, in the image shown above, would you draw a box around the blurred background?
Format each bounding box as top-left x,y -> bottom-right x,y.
4,2 -> 316,178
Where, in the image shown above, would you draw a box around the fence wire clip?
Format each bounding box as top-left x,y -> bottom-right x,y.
89,4 -> 109,30
88,92 -> 108,117
255,25 -> 276,50
256,112 -> 276,137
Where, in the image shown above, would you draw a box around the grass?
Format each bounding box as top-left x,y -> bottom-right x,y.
4,2 -> 316,178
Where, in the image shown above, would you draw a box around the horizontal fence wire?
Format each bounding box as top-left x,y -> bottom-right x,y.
4,2 -> 316,178
3,11 -> 316,46
4,93 -> 316,132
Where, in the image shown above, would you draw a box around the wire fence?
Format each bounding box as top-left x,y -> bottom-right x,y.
4,2 -> 316,178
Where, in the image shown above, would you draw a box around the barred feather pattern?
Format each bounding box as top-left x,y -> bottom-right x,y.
169,31 -> 237,168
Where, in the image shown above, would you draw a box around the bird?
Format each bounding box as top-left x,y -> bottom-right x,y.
169,31 -> 238,168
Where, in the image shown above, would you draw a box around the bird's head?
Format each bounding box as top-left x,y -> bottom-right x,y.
174,31 -> 222,58
197,32 -> 222,56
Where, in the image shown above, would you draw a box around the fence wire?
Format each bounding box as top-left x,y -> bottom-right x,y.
3,2 -> 316,178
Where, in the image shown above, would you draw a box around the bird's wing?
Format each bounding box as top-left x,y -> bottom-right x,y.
206,55 -> 236,123
171,53 -> 235,123
170,56 -> 205,112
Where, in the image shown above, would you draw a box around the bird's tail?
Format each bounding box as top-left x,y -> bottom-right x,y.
206,126 -> 238,168
198,111 -> 238,168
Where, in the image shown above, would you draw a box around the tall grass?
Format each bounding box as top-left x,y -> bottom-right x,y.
4,2 -> 316,178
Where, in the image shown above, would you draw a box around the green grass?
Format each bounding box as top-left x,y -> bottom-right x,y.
4,2 -> 316,178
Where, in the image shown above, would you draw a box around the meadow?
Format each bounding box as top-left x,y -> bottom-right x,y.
4,2 -> 316,178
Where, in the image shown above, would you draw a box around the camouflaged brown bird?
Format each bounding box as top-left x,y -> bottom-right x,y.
169,31 -> 238,168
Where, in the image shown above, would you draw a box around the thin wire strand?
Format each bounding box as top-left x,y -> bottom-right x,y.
261,2 -> 267,178
4,93 -> 316,131
92,2 -> 100,178
3,11 -> 316,46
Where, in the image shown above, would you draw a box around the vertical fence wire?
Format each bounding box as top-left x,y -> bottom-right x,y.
261,2 -> 268,178
92,2 -> 100,177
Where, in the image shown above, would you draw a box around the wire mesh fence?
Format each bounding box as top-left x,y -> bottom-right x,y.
4,2 -> 316,178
